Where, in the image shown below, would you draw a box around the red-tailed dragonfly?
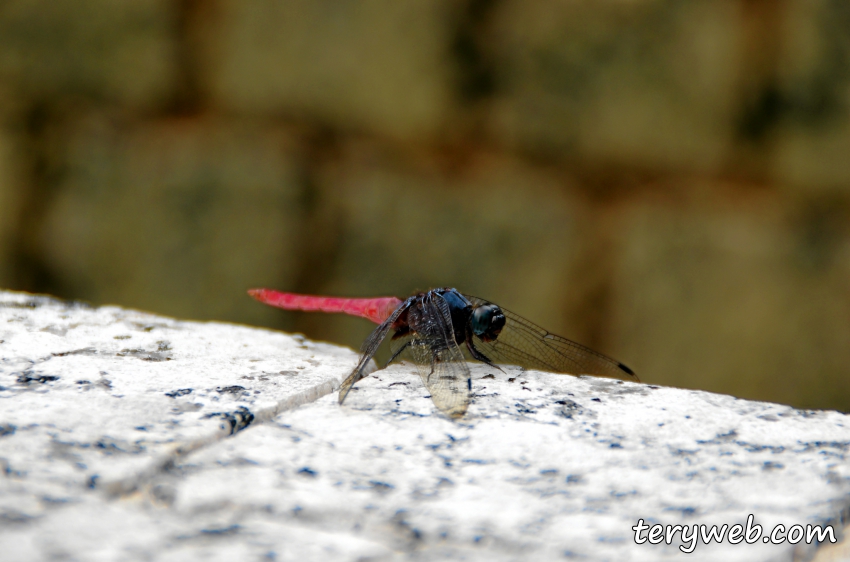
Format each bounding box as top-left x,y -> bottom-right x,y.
250,288 -> 637,418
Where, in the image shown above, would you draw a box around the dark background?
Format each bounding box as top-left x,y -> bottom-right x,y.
1,0 -> 849,411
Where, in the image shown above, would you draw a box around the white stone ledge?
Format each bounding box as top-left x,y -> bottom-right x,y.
1,289 -> 849,561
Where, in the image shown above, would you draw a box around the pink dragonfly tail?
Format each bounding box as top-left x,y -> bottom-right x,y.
248,289 -> 403,324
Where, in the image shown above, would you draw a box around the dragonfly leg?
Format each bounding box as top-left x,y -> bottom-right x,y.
427,353 -> 438,381
466,338 -> 505,373
385,340 -> 411,367
338,368 -> 364,405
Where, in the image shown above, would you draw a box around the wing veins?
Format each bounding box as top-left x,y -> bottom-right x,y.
464,294 -> 636,380
339,298 -> 409,404
406,294 -> 470,418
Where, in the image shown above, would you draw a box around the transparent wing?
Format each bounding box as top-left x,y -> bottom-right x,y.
405,293 -> 470,418
339,298 -> 410,404
386,329 -> 415,366
464,295 -> 638,382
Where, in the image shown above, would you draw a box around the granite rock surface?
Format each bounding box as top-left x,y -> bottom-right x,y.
1,290 -> 848,561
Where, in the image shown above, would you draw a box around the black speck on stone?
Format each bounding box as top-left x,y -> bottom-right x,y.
591,398 -> 602,403
203,406 -> 254,434
0,300 -> 39,309
664,506 -> 698,517
17,372 -> 59,384
52,348 -> 98,357
391,510 -> 422,541
0,424 -> 16,437
201,525 -> 240,536
94,438 -> 144,454
165,388 -> 193,398
216,385 -> 246,394
116,347 -> 172,362
87,475 -> 99,489
515,404 -> 535,414
556,399 -> 582,416
40,496 -> 69,505
95,440 -> 119,451
298,467 -> 317,477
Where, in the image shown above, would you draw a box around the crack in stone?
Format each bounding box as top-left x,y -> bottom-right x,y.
101,379 -> 338,499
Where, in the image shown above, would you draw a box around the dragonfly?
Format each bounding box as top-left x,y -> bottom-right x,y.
249,287 -> 638,418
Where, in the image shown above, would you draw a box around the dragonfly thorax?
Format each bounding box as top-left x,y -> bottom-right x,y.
470,304 -> 506,342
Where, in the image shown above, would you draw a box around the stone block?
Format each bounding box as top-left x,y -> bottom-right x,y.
488,0 -> 742,173
205,0 -> 457,140
38,116 -> 306,328
178,369 -> 848,561
610,194 -> 850,410
0,0 -> 178,107
1,290 -> 849,561
772,0 -> 850,193
0,126 -> 23,287
0,290 -> 359,561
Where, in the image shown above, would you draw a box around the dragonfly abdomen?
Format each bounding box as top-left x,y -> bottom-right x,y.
248,289 -> 402,324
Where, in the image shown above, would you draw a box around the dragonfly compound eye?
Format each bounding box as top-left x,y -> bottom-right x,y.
471,304 -> 506,341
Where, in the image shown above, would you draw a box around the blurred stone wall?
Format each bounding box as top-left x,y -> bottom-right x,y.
2,0 -> 850,411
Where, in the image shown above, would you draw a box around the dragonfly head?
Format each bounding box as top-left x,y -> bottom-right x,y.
470,304 -> 506,342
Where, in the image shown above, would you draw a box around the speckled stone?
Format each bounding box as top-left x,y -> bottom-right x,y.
1,289 -> 848,561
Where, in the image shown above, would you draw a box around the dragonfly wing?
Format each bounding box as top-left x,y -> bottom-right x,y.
339,298 -> 409,404
464,295 -> 638,382
386,331 -> 415,366
406,294 -> 471,418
